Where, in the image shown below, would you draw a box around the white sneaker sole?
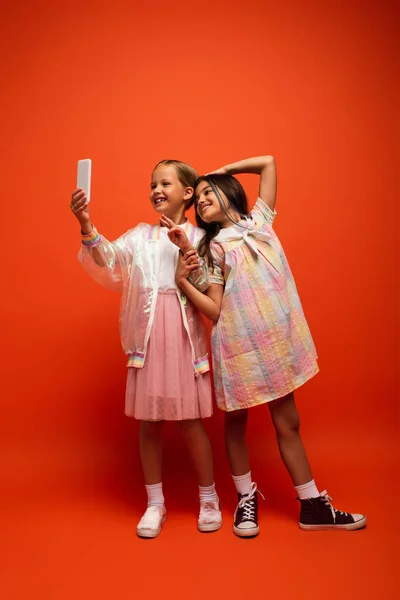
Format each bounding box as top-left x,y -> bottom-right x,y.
233,525 -> 259,538
299,516 -> 367,531
136,514 -> 166,538
198,520 -> 223,533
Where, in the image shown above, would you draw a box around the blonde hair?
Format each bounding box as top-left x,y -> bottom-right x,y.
153,159 -> 198,208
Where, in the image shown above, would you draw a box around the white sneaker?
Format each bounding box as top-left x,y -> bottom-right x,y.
136,505 -> 166,538
198,499 -> 223,532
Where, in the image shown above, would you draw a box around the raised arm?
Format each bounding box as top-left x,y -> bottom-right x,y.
210,155 -> 277,211
71,188 -> 106,267
71,188 -> 132,291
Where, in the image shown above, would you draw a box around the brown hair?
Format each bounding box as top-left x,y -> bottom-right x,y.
153,159 -> 198,208
194,174 -> 249,269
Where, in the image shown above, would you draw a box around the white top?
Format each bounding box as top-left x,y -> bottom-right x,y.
158,220 -> 189,290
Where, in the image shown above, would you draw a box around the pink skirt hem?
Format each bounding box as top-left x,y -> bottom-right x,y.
125,290 -> 212,421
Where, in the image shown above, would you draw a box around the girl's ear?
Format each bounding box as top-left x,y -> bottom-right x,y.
183,187 -> 194,202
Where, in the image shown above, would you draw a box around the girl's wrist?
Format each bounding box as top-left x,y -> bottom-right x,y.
225,164 -> 234,175
80,223 -> 93,235
177,276 -> 189,290
180,242 -> 194,254
81,225 -> 101,247
79,215 -> 92,234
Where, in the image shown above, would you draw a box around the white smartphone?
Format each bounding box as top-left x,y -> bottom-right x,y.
77,159 -> 92,203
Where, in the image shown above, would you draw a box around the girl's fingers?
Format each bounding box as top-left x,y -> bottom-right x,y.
176,266 -> 198,281
183,251 -> 199,265
71,195 -> 86,207
160,215 -> 175,229
205,168 -> 225,175
71,203 -> 88,214
72,190 -> 85,202
71,199 -> 87,211
167,226 -> 180,237
184,249 -> 197,258
184,258 -> 200,268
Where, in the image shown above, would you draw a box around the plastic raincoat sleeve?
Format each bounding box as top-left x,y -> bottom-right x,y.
188,254 -> 209,293
78,226 -> 135,292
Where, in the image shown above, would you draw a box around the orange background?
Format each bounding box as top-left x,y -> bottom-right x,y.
1,1 -> 397,598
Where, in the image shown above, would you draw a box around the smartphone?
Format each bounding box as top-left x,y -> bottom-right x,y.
77,159 -> 92,203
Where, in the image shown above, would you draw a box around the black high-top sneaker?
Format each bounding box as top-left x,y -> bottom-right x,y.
233,483 -> 264,538
298,490 -> 366,531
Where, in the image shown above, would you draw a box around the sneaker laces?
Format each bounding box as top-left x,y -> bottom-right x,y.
237,482 -> 265,520
320,490 -> 348,522
200,500 -> 219,517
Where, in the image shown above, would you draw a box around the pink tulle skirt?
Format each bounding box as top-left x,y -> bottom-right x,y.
125,290 -> 212,421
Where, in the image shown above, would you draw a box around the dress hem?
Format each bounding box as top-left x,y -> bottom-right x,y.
217,365 -> 319,412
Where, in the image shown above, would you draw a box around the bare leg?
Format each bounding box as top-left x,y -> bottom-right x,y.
268,392 -> 313,486
224,409 -> 250,476
139,420 -> 164,484
137,421 -> 166,538
178,419 -> 214,487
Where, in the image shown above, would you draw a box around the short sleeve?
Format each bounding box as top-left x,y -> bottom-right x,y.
252,197 -> 277,226
209,242 -> 225,286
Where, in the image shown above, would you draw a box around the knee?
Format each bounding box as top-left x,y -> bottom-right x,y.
273,412 -> 300,438
178,419 -> 201,435
141,420 -> 164,438
225,409 -> 248,432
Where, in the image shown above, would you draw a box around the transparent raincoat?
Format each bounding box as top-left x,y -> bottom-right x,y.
78,221 -> 210,375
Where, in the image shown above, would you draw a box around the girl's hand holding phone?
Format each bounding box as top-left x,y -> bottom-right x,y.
70,188 -> 91,232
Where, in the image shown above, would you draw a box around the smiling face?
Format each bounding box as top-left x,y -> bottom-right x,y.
195,179 -> 235,228
150,164 -> 193,222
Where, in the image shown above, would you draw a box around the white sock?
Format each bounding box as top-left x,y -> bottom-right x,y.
295,479 -> 320,499
146,482 -> 165,507
232,472 -> 252,495
199,483 -> 218,503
